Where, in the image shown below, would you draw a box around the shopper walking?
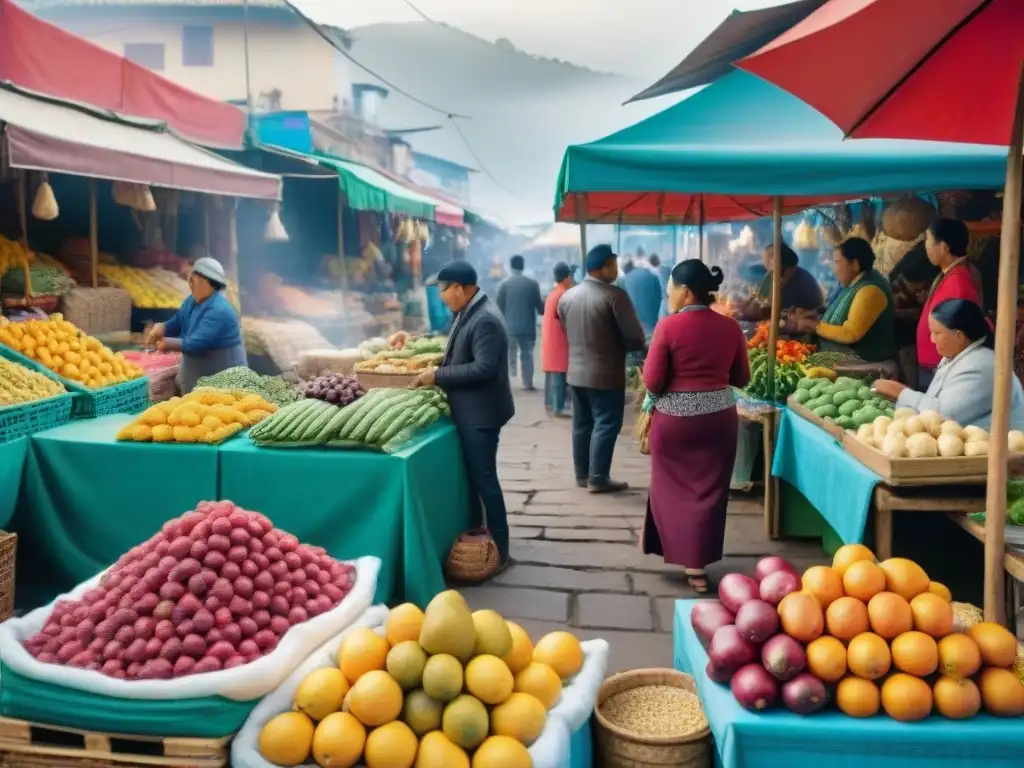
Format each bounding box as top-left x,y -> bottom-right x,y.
641,260 -> 750,592
414,261 -> 515,566
558,244 -> 646,493
622,254 -> 663,336
542,262 -> 573,417
496,254 -> 544,390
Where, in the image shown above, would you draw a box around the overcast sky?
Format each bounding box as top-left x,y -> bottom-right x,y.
295,0 -> 780,78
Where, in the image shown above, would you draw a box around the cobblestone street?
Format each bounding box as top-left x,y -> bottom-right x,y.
461,386 -> 829,674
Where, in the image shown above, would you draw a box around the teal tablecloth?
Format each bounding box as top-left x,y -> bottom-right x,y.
771,409 -> 881,544
214,421 -> 471,608
11,415 -> 221,609
0,437 -> 28,528
674,600 -> 1024,768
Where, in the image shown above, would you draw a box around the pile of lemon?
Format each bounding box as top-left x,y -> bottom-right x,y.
259,590 -> 585,768
98,264 -> 187,309
117,388 -> 277,444
0,315 -> 144,389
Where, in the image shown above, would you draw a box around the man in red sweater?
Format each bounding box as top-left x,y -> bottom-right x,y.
917,218 -> 983,388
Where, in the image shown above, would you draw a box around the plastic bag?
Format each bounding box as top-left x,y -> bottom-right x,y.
31,178 -> 59,221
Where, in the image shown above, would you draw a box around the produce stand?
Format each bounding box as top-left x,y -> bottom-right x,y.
673,599 -> 1024,768
945,513 -> 1023,633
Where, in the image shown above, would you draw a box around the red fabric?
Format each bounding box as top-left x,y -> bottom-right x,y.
642,309 -> 750,394
0,0 -> 244,148
916,262 -> 983,369
541,284 -> 569,373
738,0 -> 1023,145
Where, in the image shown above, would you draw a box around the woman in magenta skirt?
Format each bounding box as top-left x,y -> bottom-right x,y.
641,260 -> 750,592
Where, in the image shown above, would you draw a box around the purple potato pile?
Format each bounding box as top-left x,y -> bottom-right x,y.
300,373 -> 365,406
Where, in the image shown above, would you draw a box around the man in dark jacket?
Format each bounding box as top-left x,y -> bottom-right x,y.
558,244 -> 647,493
414,261 -> 515,564
496,254 -> 544,391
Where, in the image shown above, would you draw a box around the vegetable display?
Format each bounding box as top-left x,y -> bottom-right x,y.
196,367 -> 302,407
848,405 -> 1024,459
258,592 -> 580,768
21,500 -> 358,679
299,373 -> 365,405
98,264 -> 188,309
695,548 -> 1024,720
354,353 -> 443,375
747,323 -> 815,363
0,356 -> 65,406
745,348 -> 804,402
116,389 -> 278,444
1,264 -> 74,297
0,315 -> 144,388
791,375 -> 895,429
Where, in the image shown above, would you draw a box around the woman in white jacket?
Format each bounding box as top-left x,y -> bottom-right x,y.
873,299 -> 1024,430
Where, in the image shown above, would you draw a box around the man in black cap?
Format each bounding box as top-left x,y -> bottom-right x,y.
414,261 -> 515,565
558,244 -> 646,493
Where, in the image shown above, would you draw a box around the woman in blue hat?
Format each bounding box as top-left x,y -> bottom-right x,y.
145,257 -> 247,393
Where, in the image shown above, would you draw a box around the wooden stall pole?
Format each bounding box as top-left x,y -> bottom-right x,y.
575,195 -> 588,270
228,199 -> 242,314
335,193 -> 350,293
88,179 -> 98,289
15,170 -> 31,299
983,64 -> 1024,625
698,195 -> 705,262
764,196 -> 784,539
203,197 -> 212,259
671,224 -> 678,266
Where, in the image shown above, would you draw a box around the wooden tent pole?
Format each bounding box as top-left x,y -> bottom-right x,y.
575,195 -> 588,270
336,192 -> 350,293
984,63 -> 1024,625
698,195 -> 705,262
16,170 -> 30,299
88,179 -> 98,289
228,199 -> 241,313
764,196 -> 784,539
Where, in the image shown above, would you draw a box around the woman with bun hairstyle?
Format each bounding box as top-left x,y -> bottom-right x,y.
640,259 -> 750,592
873,299 -> 1024,430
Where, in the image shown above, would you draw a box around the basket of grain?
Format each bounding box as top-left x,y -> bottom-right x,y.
594,668 -> 711,768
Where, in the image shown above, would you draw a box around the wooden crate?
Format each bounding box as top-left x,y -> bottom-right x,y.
0,717 -> 230,768
786,397 -> 845,440
841,431 -> 1024,485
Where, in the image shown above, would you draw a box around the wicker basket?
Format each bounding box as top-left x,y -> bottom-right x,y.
882,196 -> 936,241
355,370 -> 420,390
594,669 -> 712,768
445,528 -> 501,583
0,531 -> 17,623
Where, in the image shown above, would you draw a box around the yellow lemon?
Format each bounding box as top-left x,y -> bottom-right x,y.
464,654 -> 514,705
490,692 -> 547,745
472,735 -> 531,768
514,662 -> 562,710
363,720 -> 418,768
258,711 -> 314,767
533,631 -> 584,679
502,621 -> 534,675
311,711 -> 364,768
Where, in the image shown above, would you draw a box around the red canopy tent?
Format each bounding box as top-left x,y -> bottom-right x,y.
0,0 -> 244,148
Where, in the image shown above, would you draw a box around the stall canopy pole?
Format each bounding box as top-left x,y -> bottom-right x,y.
575,196 -> 588,271
983,63 -> 1024,625
203,199 -> 212,259
15,170 -> 30,299
671,224 -> 678,266
336,192 -> 350,293
88,179 -> 98,289
227,199 -> 241,313
767,197 -> 783,401
698,195 -> 705,262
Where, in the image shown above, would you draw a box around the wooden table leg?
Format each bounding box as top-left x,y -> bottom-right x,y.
875,506 -> 893,560
762,411 -> 780,541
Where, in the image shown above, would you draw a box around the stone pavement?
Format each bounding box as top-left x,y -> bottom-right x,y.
460,385 -> 828,675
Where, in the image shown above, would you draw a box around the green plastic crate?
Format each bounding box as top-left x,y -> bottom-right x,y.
0,346 -> 74,441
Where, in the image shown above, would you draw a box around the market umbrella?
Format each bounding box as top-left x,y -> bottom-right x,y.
737,0 -> 1024,623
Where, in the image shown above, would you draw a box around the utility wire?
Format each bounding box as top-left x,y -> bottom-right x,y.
399,0 -> 435,24
446,116 -> 530,203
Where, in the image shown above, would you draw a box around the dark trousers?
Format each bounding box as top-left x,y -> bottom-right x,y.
545,372 -> 568,413
571,386 -> 626,481
918,366 -> 936,391
508,334 -> 536,388
456,424 -> 509,560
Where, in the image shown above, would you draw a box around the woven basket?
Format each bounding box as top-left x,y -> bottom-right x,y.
445,528 -> 500,583
595,669 -> 712,768
633,410 -> 651,456
882,196 -> 936,241
0,531 -> 17,623
355,370 -> 420,390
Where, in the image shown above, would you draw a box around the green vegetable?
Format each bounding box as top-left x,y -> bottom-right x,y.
833,390 -> 856,406
834,376 -> 862,390
197,367 -> 301,406
797,378 -> 818,391
857,386 -> 873,400
838,399 -> 861,417
836,416 -> 856,429
813,404 -> 839,418
793,389 -> 811,404
855,405 -> 882,425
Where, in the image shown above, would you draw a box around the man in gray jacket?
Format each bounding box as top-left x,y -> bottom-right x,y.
496,254 -> 544,390
558,244 -> 647,493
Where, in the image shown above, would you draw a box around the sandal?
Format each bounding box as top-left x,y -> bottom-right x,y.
685,569 -> 709,594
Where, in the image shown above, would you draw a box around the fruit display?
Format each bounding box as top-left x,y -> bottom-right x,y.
196,367 -> 303,407
116,388 -> 278,444
791,375 -> 895,429
21,500 -> 358,679
258,591 -> 585,767
0,234 -> 31,275
251,387 -> 450,451
98,264 -> 188,309
0,356 -> 65,406
299,373 -> 365,405
0,315 -> 145,389
358,334 -> 446,361
694,547 -> 1024,720
848,405 -> 1024,459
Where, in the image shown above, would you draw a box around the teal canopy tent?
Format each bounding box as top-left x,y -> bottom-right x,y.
554,69 -> 1010,224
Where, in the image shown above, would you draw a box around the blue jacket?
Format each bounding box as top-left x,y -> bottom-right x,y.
622,267 -> 662,335
496,271 -> 544,337
164,292 -> 243,355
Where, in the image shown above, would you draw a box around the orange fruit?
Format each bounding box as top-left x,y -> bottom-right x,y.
927,581 -> 953,601
978,667 -> 1024,717
801,566 -> 845,609
842,560 -> 887,602
846,632 -> 891,680
836,676 -> 881,718
909,592 -> 954,638
966,622 -> 1018,668
881,674 -> 933,722
832,544 -> 876,578
866,592 -> 913,640
878,558 -> 930,601
933,675 -> 981,720
891,631 -> 939,677
806,636 -> 848,683
778,591 -> 824,643
937,633 -> 982,679
826,596 -> 870,642
337,628 -> 390,683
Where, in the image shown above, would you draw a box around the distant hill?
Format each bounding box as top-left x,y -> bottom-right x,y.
345,21 -> 664,223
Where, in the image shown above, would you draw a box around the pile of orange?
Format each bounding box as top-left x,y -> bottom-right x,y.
777,544 -> 1024,722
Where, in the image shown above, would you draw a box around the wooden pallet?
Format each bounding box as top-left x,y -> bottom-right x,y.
0,717 -> 230,768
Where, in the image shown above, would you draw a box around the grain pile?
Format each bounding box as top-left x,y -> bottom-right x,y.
599,685 -> 708,739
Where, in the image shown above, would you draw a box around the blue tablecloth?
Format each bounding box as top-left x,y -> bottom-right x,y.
771,408 -> 881,544
0,437 -> 28,528
674,600 -> 1024,768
